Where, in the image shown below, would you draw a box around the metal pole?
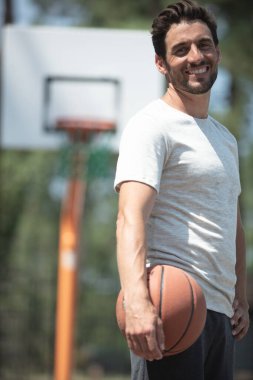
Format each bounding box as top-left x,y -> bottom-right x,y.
54,145 -> 86,380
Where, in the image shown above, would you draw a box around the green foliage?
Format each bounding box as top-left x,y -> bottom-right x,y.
0,150 -> 60,377
75,0 -> 167,28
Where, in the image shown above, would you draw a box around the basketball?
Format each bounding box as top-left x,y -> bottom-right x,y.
116,265 -> 207,356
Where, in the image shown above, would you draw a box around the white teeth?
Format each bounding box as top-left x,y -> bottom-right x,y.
188,67 -> 207,74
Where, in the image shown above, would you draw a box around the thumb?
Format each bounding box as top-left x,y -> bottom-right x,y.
156,318 -> 165,351
233,298 -> 239,310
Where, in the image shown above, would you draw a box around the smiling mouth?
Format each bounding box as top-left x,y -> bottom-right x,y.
185,66 -> 209,75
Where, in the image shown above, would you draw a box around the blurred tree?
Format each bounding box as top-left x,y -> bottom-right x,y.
4,0 -> 15,23
0,151 -> 59,377
214,0 -> 253,79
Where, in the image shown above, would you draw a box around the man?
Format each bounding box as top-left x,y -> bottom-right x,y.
114,1 -> 249,379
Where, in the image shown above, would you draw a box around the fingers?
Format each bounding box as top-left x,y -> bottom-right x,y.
232,325 -> 249,341
127,332 -> 154,360
231,301 -> 250,341
126,319 -> 164,361
126,334 -> 144,358
231,307 -> 243,327
231,316 -> 249,340
145,328 -> 164,360
232,299 -> 239,310
127,336 -> 162,361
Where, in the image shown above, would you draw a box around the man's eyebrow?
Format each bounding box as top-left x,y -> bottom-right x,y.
170,37 -> 214,51
171,42 -> 188,51
197,37 -> 214,44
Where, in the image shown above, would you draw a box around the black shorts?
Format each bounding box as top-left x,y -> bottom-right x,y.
130,310 -> 235,380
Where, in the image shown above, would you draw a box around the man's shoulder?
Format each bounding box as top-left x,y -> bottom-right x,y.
119,99 -> 174,151
127,98 -> 179,130
209,116 -> 237,143
123,99 -> 166,135
131,99 -> 164,121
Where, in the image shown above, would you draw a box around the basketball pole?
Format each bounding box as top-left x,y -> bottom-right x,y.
54,144 -> 86,380
53,119 -> 116,380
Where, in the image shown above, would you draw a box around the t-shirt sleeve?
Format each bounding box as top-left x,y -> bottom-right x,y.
114,115 -> 169,192
235,140 -> 241,196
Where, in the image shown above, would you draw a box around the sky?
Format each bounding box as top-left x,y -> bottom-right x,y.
1,0 -> 84,26
14,0 -> 38,24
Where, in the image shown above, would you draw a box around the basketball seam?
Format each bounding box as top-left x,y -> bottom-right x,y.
163,273 -> 195,354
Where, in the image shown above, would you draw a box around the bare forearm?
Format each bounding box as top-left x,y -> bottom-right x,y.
235,212 -> 248,302
116,217 -> 149,304
116,181 -> 156,304
231,203 -> 249,341
115,182 -> 164,360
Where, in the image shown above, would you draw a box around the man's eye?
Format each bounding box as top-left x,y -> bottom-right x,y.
199,42 -> 212,50
175,47 -> 188,56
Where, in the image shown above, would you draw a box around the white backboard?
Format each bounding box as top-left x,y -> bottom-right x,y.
1,26 -> 164,150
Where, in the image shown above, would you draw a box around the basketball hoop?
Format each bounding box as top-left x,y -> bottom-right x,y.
56,118 -> 116,142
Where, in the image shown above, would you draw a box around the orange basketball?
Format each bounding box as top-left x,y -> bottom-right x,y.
116,265 -> 207,356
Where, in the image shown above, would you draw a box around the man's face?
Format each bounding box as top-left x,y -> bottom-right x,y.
163,21 -> 220,94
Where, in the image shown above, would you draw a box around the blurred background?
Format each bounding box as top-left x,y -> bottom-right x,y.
0,0 -> 253,379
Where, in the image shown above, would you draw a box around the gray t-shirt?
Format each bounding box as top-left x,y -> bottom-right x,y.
114,99 -> 241,317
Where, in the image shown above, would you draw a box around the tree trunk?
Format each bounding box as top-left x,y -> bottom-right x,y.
4,0 -> 14,24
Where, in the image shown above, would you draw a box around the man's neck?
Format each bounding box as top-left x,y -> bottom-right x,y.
162,85 -> 210,119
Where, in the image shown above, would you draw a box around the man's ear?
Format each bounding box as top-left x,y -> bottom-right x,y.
216,46 -> 221,64
155,54 -> 168,75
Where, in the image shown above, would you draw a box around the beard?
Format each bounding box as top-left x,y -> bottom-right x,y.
166,62 -> 218,95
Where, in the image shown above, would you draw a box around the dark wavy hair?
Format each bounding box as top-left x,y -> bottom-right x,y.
151,0 -> 219,59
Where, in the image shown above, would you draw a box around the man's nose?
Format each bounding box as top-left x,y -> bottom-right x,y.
187,45 -> 203,63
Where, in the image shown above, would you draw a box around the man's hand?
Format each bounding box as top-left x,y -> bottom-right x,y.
231,298 -> 249,341
124,298 -> 165,361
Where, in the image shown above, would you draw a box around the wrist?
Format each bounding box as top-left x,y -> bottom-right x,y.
234,295 -> 249,309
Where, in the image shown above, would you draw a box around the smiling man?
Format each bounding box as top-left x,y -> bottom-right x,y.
160,22 -> 219,95
114,1 -> 249,379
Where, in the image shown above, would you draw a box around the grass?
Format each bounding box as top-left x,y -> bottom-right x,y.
30,373 -> 253,380
73,375 -> 129,380
30,374 -> 129,380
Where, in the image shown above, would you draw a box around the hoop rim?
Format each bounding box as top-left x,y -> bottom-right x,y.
55,118 -> 116,141
56,118 -> 116,132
